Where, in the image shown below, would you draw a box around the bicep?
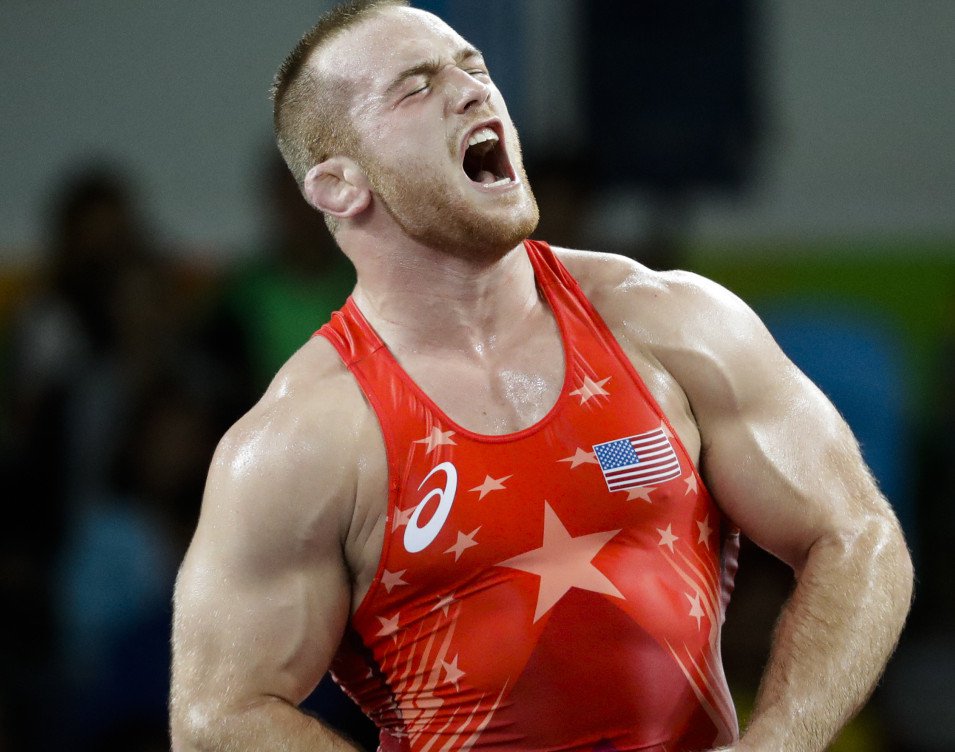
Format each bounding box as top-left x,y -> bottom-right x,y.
170,432 -> 352,725
666,282 -> 890,572
700,356 -> 878,571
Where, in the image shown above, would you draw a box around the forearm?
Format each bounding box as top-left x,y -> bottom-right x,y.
734,515 -> 913,752
171,696 -> 367,752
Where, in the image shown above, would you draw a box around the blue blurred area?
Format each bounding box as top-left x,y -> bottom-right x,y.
761,304 -> 914,542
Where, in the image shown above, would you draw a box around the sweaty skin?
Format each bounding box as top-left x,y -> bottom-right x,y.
170,6 -> 912,752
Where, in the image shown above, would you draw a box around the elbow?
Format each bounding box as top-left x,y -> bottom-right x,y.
807,509 -> 915,616
169,708 -> 203,752
861,508 -> 914,601
169,697 -> 225,752
881,513 -> 915,609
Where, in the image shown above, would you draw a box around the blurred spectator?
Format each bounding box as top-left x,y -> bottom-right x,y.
55,374 -> 221,748
210,152 -> 355,391
1,162 -> 233,749
2,165 -> 162,748
7,166 -> 164,502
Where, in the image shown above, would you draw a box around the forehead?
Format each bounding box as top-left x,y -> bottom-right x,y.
314,7 -> 472,92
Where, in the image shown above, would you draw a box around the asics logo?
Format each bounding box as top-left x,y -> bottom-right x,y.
403,461 -> 458,553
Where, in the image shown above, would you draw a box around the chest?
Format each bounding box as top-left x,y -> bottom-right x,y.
391,314 -> 566,436
339,336 -> 729,740
345,326 -> 702,613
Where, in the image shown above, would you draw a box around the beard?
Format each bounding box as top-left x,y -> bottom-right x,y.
358,138 -> 540,263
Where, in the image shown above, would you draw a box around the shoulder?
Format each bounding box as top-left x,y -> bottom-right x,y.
553,246 -> 761,344
552,246 -> 787,411
199,335 -> 375,558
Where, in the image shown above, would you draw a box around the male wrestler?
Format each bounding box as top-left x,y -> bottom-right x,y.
170,2 -> 913,750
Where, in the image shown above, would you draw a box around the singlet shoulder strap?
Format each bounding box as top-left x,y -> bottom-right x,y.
314,297 -> 386,367
523,238 -> 584,292
523,238 -> 611,332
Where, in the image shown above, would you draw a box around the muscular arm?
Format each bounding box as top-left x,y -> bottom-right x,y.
170,348 -> 367,751
656,273 -> 913,752
565,249 -> 913,752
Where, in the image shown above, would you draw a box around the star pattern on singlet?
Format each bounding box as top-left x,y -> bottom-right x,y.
686,592 -> 706,630
444,527 -> 481,561
697,516 -> 713,547
376,613 -> 400,641
657,524 -> 679,553
559,447 -> 599,468
392,506 -> 414,531
414,427 -> 457,453
683,473 -> 699,496
469,474 -> 512,500
496,502 -> 623,622
569,375 -> 611,405
620,486 -> 654,503
441,655 -> 466,687
381,569 -> 409,593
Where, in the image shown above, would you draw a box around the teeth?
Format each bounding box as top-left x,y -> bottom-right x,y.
467,127 -> 499,147
484,176 -> 513,188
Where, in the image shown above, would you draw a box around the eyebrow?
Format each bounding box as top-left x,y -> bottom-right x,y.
384,45 -> 484,96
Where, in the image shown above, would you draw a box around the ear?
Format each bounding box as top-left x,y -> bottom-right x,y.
302,157 -> 371,218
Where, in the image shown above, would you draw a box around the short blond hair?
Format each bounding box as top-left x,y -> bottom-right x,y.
271,0 -> 409,186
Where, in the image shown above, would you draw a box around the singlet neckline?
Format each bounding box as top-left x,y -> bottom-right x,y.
345,242 -> 576,443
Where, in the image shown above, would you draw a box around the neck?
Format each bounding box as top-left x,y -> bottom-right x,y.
347,232 -> 539,355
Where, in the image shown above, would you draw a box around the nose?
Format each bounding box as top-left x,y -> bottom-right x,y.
447,67 -> 491,114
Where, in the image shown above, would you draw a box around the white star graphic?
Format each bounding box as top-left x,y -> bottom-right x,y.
559,447 -> 599,468
569,375 -> 611,405
469,474 -> 511,500
697,516 -> 713,546
414,427 -> 457,454
621,487 -> 654,503
433,592 -> 456,616
444,527 -> 481,561
381,569 -> 408,593
392,506 -> 414,531
683,473 -> 699,496
441,655 -> 466,687
686,592 -> 705,630
376,613 -> 400,640
657,524 -> 679,553
497,502 -> 623,622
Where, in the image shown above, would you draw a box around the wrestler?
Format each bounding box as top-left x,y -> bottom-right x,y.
170,2 -> 913,751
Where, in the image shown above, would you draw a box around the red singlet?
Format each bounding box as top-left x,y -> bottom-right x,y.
317,241 -> 739,752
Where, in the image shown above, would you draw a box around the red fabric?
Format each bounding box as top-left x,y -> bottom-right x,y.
317,240 -> 739,752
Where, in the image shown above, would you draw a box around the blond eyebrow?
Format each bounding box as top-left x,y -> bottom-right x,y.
384,44 -> 484,95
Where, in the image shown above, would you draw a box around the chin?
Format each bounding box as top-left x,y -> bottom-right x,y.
383,178 -> 540,261
486,203 -> 541,254
446,196 -> 540,262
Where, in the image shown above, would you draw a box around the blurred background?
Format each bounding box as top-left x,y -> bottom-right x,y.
0,0 -> 952,750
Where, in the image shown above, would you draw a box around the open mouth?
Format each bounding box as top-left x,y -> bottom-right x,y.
462,126 -> 514,188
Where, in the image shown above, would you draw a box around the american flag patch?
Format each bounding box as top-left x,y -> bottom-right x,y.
593,428 -> 682,492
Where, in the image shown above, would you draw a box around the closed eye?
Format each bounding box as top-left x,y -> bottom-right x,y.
403,84 -> 429,100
